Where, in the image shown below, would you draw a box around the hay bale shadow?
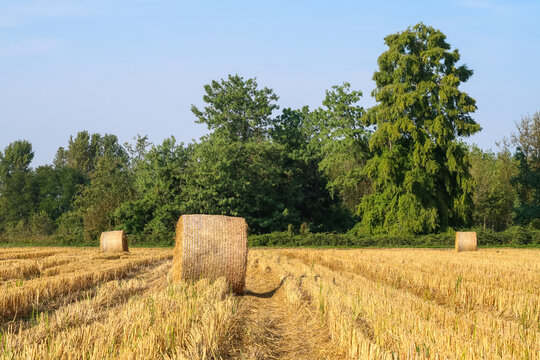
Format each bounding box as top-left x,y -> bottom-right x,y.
242,276 -> 287,299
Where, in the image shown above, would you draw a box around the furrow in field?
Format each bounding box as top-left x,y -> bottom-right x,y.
264,249 -> 538,359
225,254 -> 346,360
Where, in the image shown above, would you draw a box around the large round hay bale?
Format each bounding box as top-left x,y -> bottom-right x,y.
100,230 -> 128,252
455,231 -> 477,252
172,214 -> 248,294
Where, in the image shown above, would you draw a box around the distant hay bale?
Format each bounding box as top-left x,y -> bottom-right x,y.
455,232 -> 477,252
100,231 -> 128,252
172,214 -> 248,294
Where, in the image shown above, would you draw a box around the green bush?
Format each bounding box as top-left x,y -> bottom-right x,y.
55,211 -> 84,244
530,218 -> 540,230
29,211 -> 56,236
476,226 -> 539,246
249,227 -> 537,248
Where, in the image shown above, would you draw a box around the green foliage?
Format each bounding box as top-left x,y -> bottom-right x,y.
114,137 -> 189,245
124,134 -> 152,170
513,149 -> 540,225
51,133 -> 134,243
511,112 -> 540,169
186,75 -> 289,232
0,140 -> 86,240
248,231 -> 454,247
191,74 -> 279,141
74,155 -> 134,242
0,169 -> 37,228
54,131 -> 128,176
3,220 -> 31,241
0,140 -> 34,180
287,224 -> 294,237
186,75 -> 351,233
476,227 -> 540,246
249,227 -> 540,247
469,146 -> 517,231
183,134 -> 290,232
308,83 -> 371,212
359,23 -> 480,235
29,211 -> 55,236
55,211 -> 84,244
271,107 -> 354,232
300,222 -> 309,235
33,165 -> 86,221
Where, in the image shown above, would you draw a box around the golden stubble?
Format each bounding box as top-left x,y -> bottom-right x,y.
0,247 -> 538,359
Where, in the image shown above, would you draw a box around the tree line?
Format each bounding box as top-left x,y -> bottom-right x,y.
0,23 -> 538,245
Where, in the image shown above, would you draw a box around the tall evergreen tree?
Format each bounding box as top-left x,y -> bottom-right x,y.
359,23 -> 480,234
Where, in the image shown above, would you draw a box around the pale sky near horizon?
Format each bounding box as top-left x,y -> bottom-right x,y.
1,0 -> 539,166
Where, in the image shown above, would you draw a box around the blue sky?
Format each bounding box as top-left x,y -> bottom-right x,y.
1,0 -> 539,165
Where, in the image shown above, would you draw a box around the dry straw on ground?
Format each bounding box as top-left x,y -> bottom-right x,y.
0,247 -> 538,359
172,214 -> 248,294
100,230 -> 129,252
455,231 -> 477,252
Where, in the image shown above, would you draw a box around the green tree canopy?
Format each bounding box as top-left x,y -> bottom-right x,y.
271,107 -> 353,232
191,74 -> 279,141
0,140 -> 34,180
183,134 -> 290,232
509,112 -> 539,225
186,76 -> 292,232
469,146 -> 516,231
511,112 -> 540,170
54,131 -> 128,176
53,132 -> 132,242
114,137 -> 190,244
73,155 -> 134,242
359,23 -> 480,234
308,83 -> 371,212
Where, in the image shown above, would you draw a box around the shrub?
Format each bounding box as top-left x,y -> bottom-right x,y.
55,211 -> 84,244
249,228 -> 536,248
529,218 -> 540,230
506,226 -> 532,245
29,211 -> 56,236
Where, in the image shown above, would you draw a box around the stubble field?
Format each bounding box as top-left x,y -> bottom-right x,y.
0,247 -> 538,359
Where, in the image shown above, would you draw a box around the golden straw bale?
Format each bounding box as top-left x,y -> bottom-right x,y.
100,231 -> 129,252
455,231 -> 477,252
172,214 -> 248,294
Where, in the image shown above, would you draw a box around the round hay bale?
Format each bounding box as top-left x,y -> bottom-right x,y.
100,230 -> 129,253
455,231 -> 477,252
172,214 -> 248,294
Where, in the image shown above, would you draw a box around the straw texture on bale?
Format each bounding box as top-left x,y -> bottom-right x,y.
100,231 -> 129,252
455,231 -> 477,252
172,214 -> 248,294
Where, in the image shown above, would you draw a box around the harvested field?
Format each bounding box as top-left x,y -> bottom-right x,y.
0,247 -> 538,359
